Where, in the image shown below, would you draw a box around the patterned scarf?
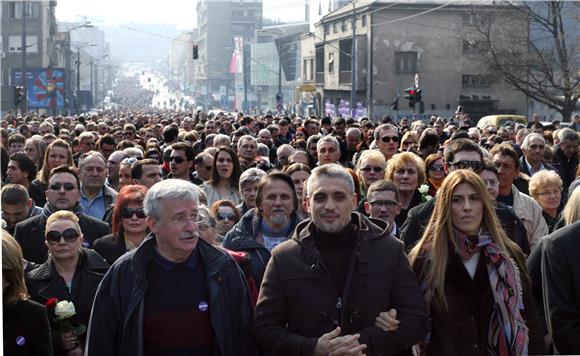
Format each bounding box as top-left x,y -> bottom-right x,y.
416,230 -> 529,356
41,202 -> 84,220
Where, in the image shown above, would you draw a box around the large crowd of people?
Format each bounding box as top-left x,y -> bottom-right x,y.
2,105 -> 580,355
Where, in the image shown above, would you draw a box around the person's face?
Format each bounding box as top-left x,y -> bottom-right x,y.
306,123 -> 318,136
333,123 -> 346,137
277,148 -> 293,167
317,141 -> 341,165
308,142 -> 318,159
523,137 -> 545,164
260,179 -> 295,229
560,139 -> 579,158
216,151 -> 234,179
493,154 -> 518,191
169,149 -> 193,177
215,206 -> 236,235
121,202 -> 148,235
147,198 -> 200,261
40,126 -> 53,136
195,157 -> 213,181
445,151 -> 482,174
9,142 -> 24,155
346,133 -> 361,149
79,138 -> 95,153
45,219 -> 83,261
238,139 -> 257,162
258,132 -> 272,145
434,124 -> 443,135
97,124 -> 108,136
393,163 -> 419,193
119,165 -> 133,187
295,131 -> 306,141
241,180 -> 259,208
278,124 -> 289,136
306,176 -> 356,233
359,160 -> 385,188
47,146 -> 69,170
451,183 -> 483,235
7,161 -> 28,185
400,138 -> 416,152
2,202 -> 31,228
428,158 -> 445,181
197,212 -> 215,245
290,170 -> 309,202
143,131 -> 156,143
205,122 -> 216,134
99,143 -> 115,159
138,164 -> 162,188
480,170 -> 499,200
364,190 -> 401,224
377,129 -> 399,159
24,142 -> 39,163
79,157 -> 107,191
535,185 -> 562,213
288,151 -> 309,166
46,173 -> 81,210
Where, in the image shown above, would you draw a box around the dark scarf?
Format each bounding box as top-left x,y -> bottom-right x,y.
42,202 -> 84,220
417,230 -> 528,356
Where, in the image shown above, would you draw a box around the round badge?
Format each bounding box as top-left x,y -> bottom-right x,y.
16,336 -> 26,346
198,301 -> 208,312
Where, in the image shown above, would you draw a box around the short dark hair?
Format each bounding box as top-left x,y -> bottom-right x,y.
489,143 -> 520,169
256,172 -> 298,213
97,134 -> 116,147
8,152 -> 36,183
48,165 -> 81,189
7,133 -> 26,147
443,138 -> 483,163
1,184 -> 30,205
171,142 -> 195,161
367,180 -> 400,203
163,126 -> 179,142
131,158 -> 159,180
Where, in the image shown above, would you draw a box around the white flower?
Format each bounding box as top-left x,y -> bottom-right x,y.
418,184 -> 430,194
425,195 -> 433,201
55,300 -> 76,320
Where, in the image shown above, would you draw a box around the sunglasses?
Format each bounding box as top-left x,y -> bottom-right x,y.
169,156 -> 187,164
380,135 -> 399,143
360,166 -> 384,173
429,165 -> 445,172
216,213 -> 235,221
46,228 -> 80,244
49,182 -> 76,191
450,160 -> 483,173
121,207 -> 146,219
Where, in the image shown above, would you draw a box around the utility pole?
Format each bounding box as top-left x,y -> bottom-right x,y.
76,49 -> 80,113
20,0 -> 27,115
90,61 -> 94,108
350,0 -> 356,119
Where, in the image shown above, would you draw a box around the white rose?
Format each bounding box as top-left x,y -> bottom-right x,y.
418,184 -> 429,194
55,300 -> 76,320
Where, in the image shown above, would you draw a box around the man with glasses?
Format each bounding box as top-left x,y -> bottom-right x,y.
168,142 -> 195,181
401,138 -> 530,253
374,124 -> 399,161
364,180 -> 402,238
14,165 -> 110,264
86,179 -> 255,355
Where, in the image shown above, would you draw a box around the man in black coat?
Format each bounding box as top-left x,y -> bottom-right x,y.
14,165 -> 110,264
542,220 -> 580,354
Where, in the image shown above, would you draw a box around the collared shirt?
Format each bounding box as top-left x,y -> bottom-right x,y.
153,245 -> 199,271
524,157 -> 545,177
80,186 -> 106,220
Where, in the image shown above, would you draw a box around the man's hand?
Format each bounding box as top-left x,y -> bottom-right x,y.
375,308 -> 400,332
328,333 -> 366,356
314,327 -> 342,356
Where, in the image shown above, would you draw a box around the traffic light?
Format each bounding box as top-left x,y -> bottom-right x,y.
192,44 -> 198,60
404,87 -> 416,107
14,86 -> 24,106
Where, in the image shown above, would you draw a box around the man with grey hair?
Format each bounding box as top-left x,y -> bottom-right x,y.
317,135 -> 341,165
254,164 -> 428,355
86,179 -> 255,355
238,134 -> 273,171
276,144 -> 294,169
106,150 -> 128,191
79,151 -> 117,220
520,133 -> 556,177
345,127 -> 362,163
213,133 -> 231,148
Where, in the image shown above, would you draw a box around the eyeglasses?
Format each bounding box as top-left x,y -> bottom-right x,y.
429,165 -> 444,172
46,228 -> 80,244
49,182 -> 77,191
368,200 -> 399,207
161,213 -> 203,226
360,166 -> 384,173
380,135 -> 399,143
121,207 -> 146,219
450,160 -> 483,173
216,213 -> 236,221
169,156 -> 187,164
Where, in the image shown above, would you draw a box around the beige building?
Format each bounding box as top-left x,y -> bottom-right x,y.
169,31 -> 196,91
303,1 -> 529,121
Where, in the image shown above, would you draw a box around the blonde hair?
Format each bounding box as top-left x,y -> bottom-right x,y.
385,152 -> 426,186
356,150 -> 387,170
528,170 -> 562,199
408,170 -> 524,311
46,210 -> 81,232
562,187 -> 580,225
2,230 -> 29,304
399,131 -> 418,150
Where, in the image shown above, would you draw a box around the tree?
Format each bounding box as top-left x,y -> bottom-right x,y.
461,1 -> 579,121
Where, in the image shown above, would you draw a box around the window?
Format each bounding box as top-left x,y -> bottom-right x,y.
324,23 -> 330,35
8,36 -> 38,53
8,2 -> 39,18
461,74 -> 490,87
328,52 -> 335,73
341,21 -> 347,32
395,52 -> 417,73
361,14 -> 367,27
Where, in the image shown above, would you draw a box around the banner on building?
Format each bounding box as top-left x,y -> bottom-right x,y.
12,68 -> 66,108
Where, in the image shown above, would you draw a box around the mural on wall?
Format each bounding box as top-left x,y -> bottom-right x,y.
12,68 -> 66,108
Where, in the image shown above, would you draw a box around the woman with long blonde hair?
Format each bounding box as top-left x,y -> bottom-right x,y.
403,169 -> 544,355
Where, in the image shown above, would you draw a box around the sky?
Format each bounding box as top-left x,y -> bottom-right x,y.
56,0 -> 307,30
